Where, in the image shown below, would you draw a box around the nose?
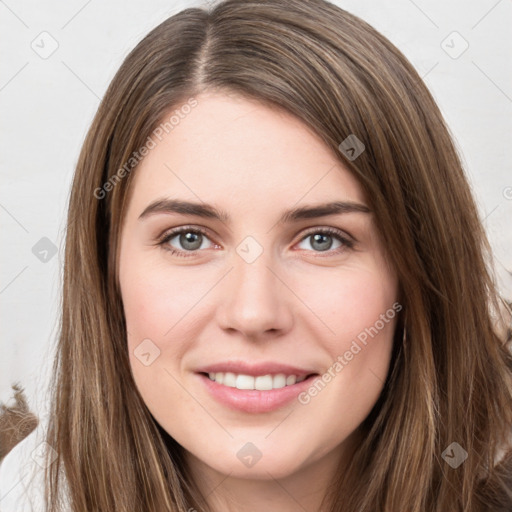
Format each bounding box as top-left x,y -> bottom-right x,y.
216,253 -> 294,340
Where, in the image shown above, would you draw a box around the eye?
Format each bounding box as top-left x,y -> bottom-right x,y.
157,225 -> 354,258
157,226 -> 215,258
295,227 -> 354,255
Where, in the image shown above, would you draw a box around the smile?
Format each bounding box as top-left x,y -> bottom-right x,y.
197,372 -> 319,413
206,372 -> 309,390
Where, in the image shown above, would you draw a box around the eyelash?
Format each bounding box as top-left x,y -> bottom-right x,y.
156,225 -> 355,258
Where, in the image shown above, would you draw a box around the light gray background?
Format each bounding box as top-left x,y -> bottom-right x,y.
1,0 -> 511,418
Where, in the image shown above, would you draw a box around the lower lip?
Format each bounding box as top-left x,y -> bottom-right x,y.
196,373 -> 319,413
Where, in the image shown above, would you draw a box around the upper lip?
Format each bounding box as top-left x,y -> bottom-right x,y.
195,360 -> 318,378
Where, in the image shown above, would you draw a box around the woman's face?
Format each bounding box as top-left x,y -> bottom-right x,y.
118,91 -> 399,482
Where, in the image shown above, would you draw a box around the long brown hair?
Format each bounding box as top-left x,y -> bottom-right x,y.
43,0 -> 512,510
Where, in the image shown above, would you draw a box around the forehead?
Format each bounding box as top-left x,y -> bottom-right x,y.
127,92 -> 366,214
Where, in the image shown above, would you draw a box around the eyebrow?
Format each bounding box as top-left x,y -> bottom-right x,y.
138,198 -> 371,224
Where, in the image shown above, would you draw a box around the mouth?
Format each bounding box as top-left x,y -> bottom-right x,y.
196,371 -> 320,413
199,371 -> 318,390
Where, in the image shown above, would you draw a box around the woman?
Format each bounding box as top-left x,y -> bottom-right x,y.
2,0 -> 511,510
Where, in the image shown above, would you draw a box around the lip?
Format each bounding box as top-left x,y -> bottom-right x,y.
195,369 -> 319,414
195,360 -> 317,378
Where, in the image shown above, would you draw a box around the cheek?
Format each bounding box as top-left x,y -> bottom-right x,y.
294,261 -> 398,423
121,265 -> 195,420
121,255 -> 199,348
304,262 -> 397,347
120,260 -> 184,396
120,257 -> 212,400
122,274 -> 171,342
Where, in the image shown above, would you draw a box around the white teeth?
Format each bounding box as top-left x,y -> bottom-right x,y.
286,375 -> 297,386
273,373 -> 286,389
206,371 -> 308,390
236,374 -> 254,389
223,372 -> 236,387
255,374 -> 273,390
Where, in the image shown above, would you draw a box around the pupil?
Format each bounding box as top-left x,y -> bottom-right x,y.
181,232 -> 201,250
312,233 -> 332,251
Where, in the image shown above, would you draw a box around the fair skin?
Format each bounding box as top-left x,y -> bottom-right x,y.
118,91 -> 399,512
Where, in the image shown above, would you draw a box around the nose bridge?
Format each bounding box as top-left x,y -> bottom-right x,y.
218,238 -> 292,336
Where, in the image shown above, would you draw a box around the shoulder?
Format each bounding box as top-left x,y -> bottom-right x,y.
0,427 -> 47,512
